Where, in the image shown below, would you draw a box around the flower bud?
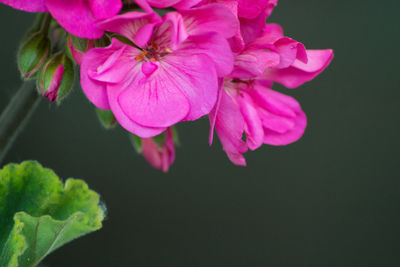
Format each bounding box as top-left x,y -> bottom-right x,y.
96,109 -> 117,129
18,32 -> 51,79
67,35 -> 95,65
129,128 -> 178,172
37,53 -> 74,103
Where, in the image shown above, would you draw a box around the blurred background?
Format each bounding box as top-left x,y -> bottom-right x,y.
1,0 -> 399,266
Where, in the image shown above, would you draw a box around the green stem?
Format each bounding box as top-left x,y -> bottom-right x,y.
0,81 -> 40,165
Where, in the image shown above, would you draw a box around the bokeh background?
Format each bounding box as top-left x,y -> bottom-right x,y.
1,0 -> 399,266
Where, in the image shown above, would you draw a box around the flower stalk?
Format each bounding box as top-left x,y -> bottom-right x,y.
0,81 -> 40,165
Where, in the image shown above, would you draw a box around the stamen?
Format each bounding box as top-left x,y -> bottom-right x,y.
150,41 -> 159,51
135,51 -> 148,61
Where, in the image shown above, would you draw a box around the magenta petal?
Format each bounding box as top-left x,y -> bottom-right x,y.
155,12 -> 188,50
142,62 -> 158,76
98,12 -> 160,47
232,48 -> 280,79
238,0 -> 271,19
178,33 -> 234,77
142,128 -> 175,172
264,49 -> 334,88
84,39 -> 137,84
0,0 -> 47,12
88,0 -> 122,20
237,93 -> 264,151
274,37 -> 306,69
118,63 -> 190,128
173,0 -> 202,10
133,0 -> 154,13
81,50 -> 114,110
253,87 -> 307,146
162,53 -> 219,121
181,4 -> 239,39
209,79 -> 224,145
214,89 -> 248,166
251,84 -> 297,118
45,0 -> 103,38
107,82 -> 166,137
146,0 -> 180,8
142,138 -> 163,169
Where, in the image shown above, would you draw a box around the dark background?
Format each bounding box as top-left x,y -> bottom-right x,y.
1,0 -> 399,266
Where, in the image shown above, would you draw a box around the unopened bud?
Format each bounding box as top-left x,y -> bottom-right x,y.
129,128 -> 178,172
18,32 -> 51,79
96,109 -> 117,129
37,53 -> 74,103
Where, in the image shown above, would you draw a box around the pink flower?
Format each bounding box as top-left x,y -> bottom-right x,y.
0,0 -> 122,38
81,5 -> 238,138
232,24 -> 334,88
141,128 -> 176,172
209,23 -> 333,166
210,79 -> 306,166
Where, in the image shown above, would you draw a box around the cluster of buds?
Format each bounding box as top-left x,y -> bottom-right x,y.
16,14 -> 75,103
2,0 -> 333,171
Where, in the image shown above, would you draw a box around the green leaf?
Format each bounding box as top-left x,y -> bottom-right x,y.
0,161 -> 105,267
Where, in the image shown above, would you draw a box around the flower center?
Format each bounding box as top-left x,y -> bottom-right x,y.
135,40 -> 173,62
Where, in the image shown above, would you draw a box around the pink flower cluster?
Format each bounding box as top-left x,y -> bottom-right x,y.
1,0 -> 333,170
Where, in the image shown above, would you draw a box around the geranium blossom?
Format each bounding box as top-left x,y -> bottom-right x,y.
1,0 -> 334,170
209,21 -> 333,165
210,79 -> 306,166
81,4 -> 238,137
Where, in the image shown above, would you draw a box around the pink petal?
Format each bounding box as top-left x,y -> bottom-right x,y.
154,12 -> 188,50
146,0 -> 180,8
87,40 -> 139,84
239,12 -> 269,44
142,128 -> 176,172
274,37 -> 307,68
45,0 -> 104,38
163,128 -> 176,171
88,0 -> 122,20
252,87 -> 307,146
117,62 -> 191,128
162,53 -> 219,121
236,92 -> 264,150
107,81 -> 166,138
181,4 -> 239,39
0,0 -> 47,12
263,23 -> 284,37
178,33 -> 234,77
238,0 -> 271,19
142,138 -> 163,169
251,83 -> 297,118
214,89 -> 248,166
81,49 -> 116,110
264,49 -> 334,88
133,0 -> 154,13
173,0 -> 203,10
232,48 -> 280,79
98,12 -> 161,47
209,79 -> 224,145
